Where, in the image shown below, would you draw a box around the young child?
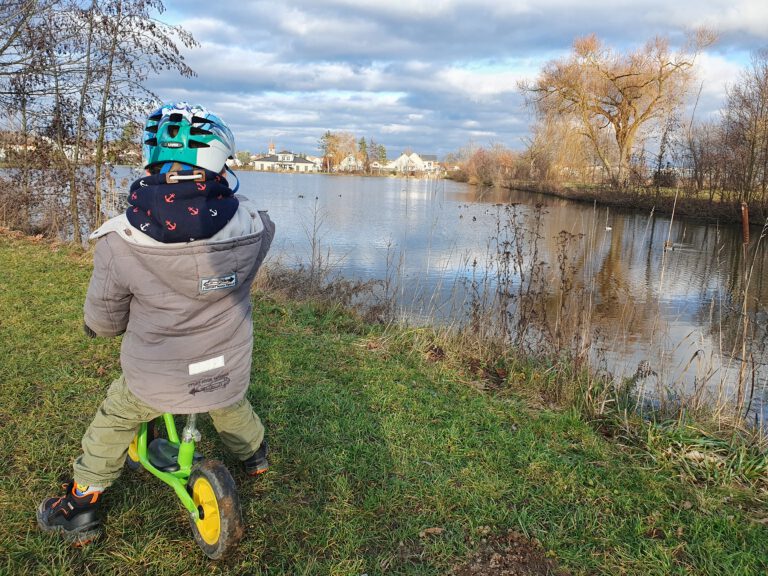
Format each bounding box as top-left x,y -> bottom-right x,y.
37,102 -> 275,545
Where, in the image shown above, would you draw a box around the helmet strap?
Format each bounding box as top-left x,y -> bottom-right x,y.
225,164 -> 240,193
159,162 -> 192,174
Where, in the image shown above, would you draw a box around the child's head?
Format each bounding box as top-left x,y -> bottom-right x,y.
142,102 -> 236,174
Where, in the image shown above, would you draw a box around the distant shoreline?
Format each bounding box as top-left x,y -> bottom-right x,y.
451,178 -> 767,228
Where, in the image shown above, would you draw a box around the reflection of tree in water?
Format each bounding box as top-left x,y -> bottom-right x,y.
465,200 -> 768,418
698,231 -> 768,417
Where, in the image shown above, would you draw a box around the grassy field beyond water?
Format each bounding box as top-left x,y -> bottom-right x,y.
1,230 -> 767,575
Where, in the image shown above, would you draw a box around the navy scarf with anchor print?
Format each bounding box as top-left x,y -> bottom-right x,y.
126,169 -> 239,243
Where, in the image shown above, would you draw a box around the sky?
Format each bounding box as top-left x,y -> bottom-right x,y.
151,0 -> 768,159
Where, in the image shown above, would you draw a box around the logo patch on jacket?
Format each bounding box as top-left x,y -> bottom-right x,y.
200,273 -> 237,292
188,374 -> 230,395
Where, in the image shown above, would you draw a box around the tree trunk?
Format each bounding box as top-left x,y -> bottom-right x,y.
20,95 -> 31,232
69,1 -> 97,244
94,0 -> 122,226
50,62 -> 82,244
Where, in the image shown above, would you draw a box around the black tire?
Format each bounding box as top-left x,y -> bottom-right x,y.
187,460 -> 244,559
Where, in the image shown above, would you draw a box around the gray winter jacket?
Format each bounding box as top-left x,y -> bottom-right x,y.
84,199 -> 274,413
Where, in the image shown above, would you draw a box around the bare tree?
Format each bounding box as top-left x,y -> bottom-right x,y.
335,131 -> 357,166
318,130 -> 357,171
91,0 -> 198,223
0,0 -> 50,78
722,48 -> 768,204
520,31 -> 715,188
685,120 -> 726,202
0,0 -> 197,240
523,117 -> 594,184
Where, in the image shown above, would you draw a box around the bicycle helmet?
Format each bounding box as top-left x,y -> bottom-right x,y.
142,102 -> 236,173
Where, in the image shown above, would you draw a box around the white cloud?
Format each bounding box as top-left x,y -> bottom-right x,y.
467,130 -> 497,138
686,1 -> 768,39
179,16 -> 239,39
381,124 -> 416,134
434,66 -> 524,101
688,51 -> 748,119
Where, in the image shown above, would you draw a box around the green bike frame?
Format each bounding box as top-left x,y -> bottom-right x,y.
134,413 -> 201,519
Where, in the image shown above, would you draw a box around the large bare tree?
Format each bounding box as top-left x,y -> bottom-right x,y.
520,31 -> 715,188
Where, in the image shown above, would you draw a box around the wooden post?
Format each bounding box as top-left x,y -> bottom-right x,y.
738,201 -> 750,416
741,202 -> 750,245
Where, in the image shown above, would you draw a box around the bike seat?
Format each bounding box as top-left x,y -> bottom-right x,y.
148,438 -> 203,472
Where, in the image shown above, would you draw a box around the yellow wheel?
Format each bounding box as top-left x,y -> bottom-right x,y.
187,460 -> 244,559
191,476 -> 220,544
125,420 -> 158,471
125,435 -> 141,470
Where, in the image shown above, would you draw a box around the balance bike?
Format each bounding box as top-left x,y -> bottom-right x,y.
126,413 -> 244,559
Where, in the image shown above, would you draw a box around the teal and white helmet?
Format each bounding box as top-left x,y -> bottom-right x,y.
142,102 -> 236,173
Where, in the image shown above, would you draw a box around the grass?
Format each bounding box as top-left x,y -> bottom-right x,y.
501,179 -> 758,225
1,230 -> 767,575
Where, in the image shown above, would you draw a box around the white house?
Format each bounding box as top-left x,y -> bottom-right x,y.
305,155 -> 324,170
387,152 -> 439,174
420,154 -> 438,172
251,143 -> 319,172
337,153 -> 363,172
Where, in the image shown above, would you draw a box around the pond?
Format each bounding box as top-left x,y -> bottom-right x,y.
113,169 -> 768,422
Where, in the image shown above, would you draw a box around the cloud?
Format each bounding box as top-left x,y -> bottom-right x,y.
691,52 -> 748,116
684,0 -> 768,41
151,0 -> 767,157
434,64 -> 533,102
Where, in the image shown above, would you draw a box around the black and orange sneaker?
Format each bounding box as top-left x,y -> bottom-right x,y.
244,440 -> 269,476
37,481 -> 102,545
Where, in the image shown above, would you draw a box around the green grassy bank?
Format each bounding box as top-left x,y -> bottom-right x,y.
446,176 -> 767,227
1,230 -> 767,575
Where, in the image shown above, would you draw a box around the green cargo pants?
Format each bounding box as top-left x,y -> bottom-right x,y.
73,375 -> 265,488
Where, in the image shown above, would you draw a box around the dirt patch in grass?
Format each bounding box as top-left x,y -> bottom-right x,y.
451,530 -> 570,576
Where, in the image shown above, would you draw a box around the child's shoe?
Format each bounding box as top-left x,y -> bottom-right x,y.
37,481 -> 102,545
244,440 -> 269,476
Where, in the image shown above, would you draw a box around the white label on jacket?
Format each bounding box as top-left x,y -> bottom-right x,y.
189,355 -> 225,376
200,273 -> 237,292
